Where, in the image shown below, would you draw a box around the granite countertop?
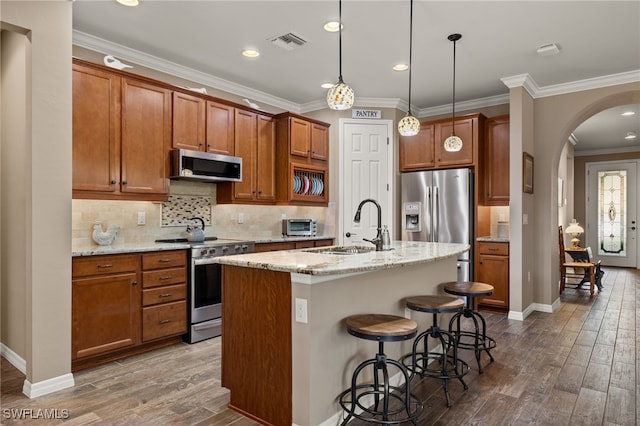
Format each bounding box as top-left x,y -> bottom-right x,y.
71,235 -> 336,257
476,236 -> 510,243
214,241 -> 469,276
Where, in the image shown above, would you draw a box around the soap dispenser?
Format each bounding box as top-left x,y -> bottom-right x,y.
381,225 -> 391,250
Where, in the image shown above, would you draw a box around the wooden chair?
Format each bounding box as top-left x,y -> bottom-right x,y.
558,225 -> 596,296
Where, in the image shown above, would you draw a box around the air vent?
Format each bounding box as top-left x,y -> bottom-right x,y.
268,32 -> 308,51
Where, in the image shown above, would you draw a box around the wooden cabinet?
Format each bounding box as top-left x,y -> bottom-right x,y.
172,94 -> 236,155
141,250 -> 187,342
399,113 -> 485,171
254,238 -> 334,253
482,115 -> 510,205
275,113 -> 330,206
475,241 -> 509,310
217,111 -> 276,203
72,249 -> 188,371
72,254 -> 140,360
72,60 -> 170,201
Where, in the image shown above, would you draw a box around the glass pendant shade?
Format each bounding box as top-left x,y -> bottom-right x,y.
398,114 -> 420,136
327,79 -> 354,110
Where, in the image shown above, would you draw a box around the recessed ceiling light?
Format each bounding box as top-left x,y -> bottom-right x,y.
621,111 -> 636,116
324,21 -> 342,32
625,132 -> 637,140
321,83 -> 334,89
242,49 -> 260,58
117,0 -> 139,6
393,64 -> 409,72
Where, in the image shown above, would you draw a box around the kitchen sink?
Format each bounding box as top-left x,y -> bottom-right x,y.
303,245 -> 375,255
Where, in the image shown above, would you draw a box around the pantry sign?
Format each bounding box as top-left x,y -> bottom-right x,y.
352,109 -> 381,119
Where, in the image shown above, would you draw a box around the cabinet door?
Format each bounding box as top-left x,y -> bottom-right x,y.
290,117 -> 311,158
72,272 -> 140,359
206,101 -> 235,155
72,64 -> 121,193
484,116 -> 510,205
310,123 -> 329,161
172,91 -> 205,151
233,109 -> 257,200
476,253 -> 509,309
121,78 -> 171,195
435,117 -> 476,167
399,123 -> 435,171
256,115 -> 276,202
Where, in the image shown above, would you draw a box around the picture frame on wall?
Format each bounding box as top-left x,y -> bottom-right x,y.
523,152 -> 534,194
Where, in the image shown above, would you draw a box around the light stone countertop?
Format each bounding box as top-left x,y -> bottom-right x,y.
476,236 -> 510,243
214,240 -> 469,276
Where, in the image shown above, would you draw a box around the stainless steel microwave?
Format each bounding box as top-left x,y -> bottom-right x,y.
282,219 -> 317,236
170,149 -> 242,182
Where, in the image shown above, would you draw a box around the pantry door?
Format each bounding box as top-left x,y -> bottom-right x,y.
585,161 -> 638,267
340,119 -> 394,246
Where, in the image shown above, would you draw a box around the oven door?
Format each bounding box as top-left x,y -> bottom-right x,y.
191,258 -> 222,324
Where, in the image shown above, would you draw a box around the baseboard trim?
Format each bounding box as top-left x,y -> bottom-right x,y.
23,373 -> 75,399
1,343 -> 26,374
508,300 -> 558,321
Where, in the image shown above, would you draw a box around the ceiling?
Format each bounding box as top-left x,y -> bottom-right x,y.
72,1 -> 640,153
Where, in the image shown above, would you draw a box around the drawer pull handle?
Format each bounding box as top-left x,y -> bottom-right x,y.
158,259 -> 172,263
97,264 -> 113,268
159,275 -> 172,280
159,293 -> 172,298
488,248 -> 499,251
159,319 -> 172,324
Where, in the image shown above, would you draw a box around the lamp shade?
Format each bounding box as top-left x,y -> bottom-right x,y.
398,114 -> 420,136
565,219 -> 584,247
327,79 -> 354,110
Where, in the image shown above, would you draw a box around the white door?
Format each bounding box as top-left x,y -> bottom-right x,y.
586,161 -> 638,267
340,119 -> 394,246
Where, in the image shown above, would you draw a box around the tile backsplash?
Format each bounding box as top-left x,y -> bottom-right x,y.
72,181 -> 335,246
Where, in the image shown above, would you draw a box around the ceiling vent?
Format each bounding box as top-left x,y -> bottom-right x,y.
268,32 -> 308,51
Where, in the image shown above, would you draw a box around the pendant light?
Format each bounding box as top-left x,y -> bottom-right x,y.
327,0 -> 354,110
398,0 -> 420,136
444,33 -> 463,152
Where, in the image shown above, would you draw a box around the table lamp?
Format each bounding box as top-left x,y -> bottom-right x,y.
565,219 -> 584,247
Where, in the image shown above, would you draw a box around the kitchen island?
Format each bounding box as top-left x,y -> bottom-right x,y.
215,240 -> 468,426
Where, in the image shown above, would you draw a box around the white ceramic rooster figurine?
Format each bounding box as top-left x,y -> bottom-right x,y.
103,55 -> 133,70
92,222 -> 120,246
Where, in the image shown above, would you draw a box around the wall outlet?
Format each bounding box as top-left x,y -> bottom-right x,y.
295,298 -> 308,323
528,271 -> 531,282
237,213 -> 244,224
137,212 -> 146,226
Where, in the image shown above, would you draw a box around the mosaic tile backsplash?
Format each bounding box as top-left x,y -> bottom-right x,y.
161,195 -> 212,227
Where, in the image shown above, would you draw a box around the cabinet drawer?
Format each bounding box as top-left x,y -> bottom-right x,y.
72,254 -> 138,278
142,267 -> 187,288
142,284 -> 186,306
142,300 -> 187,342
142,250 -> 186,270
477,242 -> 509,256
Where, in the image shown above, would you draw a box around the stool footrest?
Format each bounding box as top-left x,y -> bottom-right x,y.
338,385 -> 422,425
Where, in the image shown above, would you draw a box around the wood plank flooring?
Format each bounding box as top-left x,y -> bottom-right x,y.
1,266 -> 638,425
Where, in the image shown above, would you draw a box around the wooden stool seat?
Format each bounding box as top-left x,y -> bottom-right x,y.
346,314 -> 418,342
405,295 -> 464,314
442,281 -> 494,298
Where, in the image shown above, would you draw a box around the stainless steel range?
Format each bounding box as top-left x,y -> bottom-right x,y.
156,238 -> 254,343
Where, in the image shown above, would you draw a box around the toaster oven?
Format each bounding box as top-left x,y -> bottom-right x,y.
282,219 -> 317,236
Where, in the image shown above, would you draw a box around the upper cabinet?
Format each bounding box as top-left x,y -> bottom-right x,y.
72,60 -> 170,201
172,93 -> 235,155
275,113 -> 330,206
399,113 -> 485,172
482,115 -> 510,205
217,111 -> 276,204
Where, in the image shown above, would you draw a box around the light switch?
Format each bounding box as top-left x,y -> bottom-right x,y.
137,212 -> 146,226
237,213 -> 244,224
295,298 -> 308,323
523,213 -> 528,225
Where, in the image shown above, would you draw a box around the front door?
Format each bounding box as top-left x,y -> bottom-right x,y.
340,119 -> 394,246
586,161 -> 638,267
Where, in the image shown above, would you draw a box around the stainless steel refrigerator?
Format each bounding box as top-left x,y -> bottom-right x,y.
400,168 -> 474,281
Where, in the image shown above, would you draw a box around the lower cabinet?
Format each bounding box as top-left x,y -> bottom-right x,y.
72,250 -> 187,371
255,238 -> 334,252
475,241 -> 509,311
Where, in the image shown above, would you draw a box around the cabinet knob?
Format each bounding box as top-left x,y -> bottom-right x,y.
122,180 -> 127,185
132,280 -> 138,286
110,180 -> 117,185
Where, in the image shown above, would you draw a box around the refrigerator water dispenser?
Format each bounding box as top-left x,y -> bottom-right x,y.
403,202 -> 421,232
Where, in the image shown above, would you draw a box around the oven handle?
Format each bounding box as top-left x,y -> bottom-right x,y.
193,320 -> 221,331
192,257 -> 221,266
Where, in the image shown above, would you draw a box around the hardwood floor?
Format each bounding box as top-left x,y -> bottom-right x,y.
1,267 -> 637,425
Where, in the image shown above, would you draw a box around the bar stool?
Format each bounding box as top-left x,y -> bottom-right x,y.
443,282 -> 497,373
338,314 -> 423,425
400,295 -> 469,407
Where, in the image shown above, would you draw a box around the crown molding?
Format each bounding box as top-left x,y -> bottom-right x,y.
417,93 -> 510,118
72,30 -> 300,113
574,145 -> 640,157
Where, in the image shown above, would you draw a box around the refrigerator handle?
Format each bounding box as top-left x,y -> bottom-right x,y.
434,186 -> 439,242
427,186 -> 432,242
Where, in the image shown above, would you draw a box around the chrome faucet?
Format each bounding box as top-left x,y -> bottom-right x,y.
353,198 -> 384,251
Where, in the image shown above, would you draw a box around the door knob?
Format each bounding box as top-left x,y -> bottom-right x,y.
345,232 -> 357,237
